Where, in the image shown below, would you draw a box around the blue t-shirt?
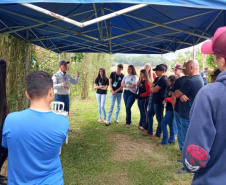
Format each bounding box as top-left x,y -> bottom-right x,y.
2,108 -> 69,185
179,75 -> 204,119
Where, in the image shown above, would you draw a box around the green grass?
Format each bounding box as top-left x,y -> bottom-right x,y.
61,91 -> 192,185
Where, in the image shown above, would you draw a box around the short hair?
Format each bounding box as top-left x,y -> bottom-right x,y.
160,64 -> 168,72
118,64 -> 123,69
128,65 -> 137,75
26,71 -> 53,99
168,75 -> 178,85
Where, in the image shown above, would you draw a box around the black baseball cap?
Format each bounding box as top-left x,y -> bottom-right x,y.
153,64 -> 165,72
59,61 -> 70,66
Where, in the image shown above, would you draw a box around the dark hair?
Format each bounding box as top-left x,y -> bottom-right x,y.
128,65 -> 137,75
26,71 -> 53,99
168,75 -> 178,85
160,64 -> 168,72
97,68 -> 107,83
0,59 -> 9,127
118,64 -> 123,69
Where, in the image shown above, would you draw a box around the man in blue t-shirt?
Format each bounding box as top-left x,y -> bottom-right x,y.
2,71 -> 69,185
182,26 -> 226,185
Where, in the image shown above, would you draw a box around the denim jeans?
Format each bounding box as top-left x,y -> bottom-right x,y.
161,110 -> 175,145
137,97 -> 148,128
54,94 -> 70,112
147,95 -> 155,133
96,93 -> 107,120
107,93 -> 122,123
174,119 -> 178,135
180,117 -> 190,151
147,103 -> 164,137
174,110 -> 183,151
123,90 -> 136,125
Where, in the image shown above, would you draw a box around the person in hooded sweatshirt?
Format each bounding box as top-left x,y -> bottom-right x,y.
182,26 -> 226,185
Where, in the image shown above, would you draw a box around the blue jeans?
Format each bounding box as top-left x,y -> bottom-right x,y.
147,95 -> 155,133
147,103 -> 164,137
174,110 -> 183,151
96,93 -> 107,120
54,94 -> 70,112
161,110 -> 175,145
138,97 -> 148,128
123,90 -> 136,125
174,119 -> 178,135
180,117 -> 190,151
107,93 -> 122,123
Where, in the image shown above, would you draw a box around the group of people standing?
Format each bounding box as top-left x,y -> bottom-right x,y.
94,58 -> 206,174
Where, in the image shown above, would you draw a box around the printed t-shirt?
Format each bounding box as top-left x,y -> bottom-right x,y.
110,72 -> 124,93
95,77 -> 109,94
122,75 -> 138,94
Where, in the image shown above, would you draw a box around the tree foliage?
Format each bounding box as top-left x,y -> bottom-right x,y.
113,54 -> 169,67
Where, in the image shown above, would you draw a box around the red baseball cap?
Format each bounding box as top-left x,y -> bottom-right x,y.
172,64 -> 182,70
201,26 -> 226,58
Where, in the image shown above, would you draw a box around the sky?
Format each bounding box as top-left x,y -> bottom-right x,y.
114,42 -> 204,61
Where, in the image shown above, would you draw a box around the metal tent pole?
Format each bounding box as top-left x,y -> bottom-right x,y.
21,3 -> 148,28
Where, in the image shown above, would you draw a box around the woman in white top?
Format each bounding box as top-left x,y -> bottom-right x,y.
121,65 -> 138,127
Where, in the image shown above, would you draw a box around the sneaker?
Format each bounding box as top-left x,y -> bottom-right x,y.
97,118 -> 102,123
126,124 -> 130,128
103,120 -> 107,123
177,167 -> 187,174
105,122 -> 111,126
114,120 -> 119,124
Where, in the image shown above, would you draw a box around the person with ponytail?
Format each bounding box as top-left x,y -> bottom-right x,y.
137,69 -> 151,131
0,59 -> 9,180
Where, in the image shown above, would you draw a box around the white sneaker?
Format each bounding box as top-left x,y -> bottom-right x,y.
126,124 -> 130,128
114,120 -> 119,124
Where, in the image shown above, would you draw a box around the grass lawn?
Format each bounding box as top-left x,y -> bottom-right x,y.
61,91 -> 192,185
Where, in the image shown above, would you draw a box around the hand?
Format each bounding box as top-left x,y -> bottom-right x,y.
77,71 -> 80,77
112,91 -> 116,95
180,95 -> 189,102
162,100 -> 166,105
61,82 -> 67,86
121,83 -> 126,88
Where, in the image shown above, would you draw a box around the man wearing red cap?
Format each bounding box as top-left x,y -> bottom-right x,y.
182,26 -> 226,185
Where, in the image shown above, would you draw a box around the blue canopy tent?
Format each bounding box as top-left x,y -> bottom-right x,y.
0,0 -> 226,54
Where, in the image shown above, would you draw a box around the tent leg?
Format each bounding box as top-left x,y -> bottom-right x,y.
193,45 -> 195,59
25,42 -> 29,109
59,53 -> 61,62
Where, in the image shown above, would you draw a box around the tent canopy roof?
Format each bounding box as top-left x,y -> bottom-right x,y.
0,0 -> 225,54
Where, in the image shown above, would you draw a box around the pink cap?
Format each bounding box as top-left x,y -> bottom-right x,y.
172,64 -> 182,70
201,26 -> 226,58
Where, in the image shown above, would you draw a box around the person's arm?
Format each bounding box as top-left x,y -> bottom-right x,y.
99,78 -> 109,90
115,86 -> 123,93
171,92 -> 176,108
151,85 -> 161,93
68,73 -> 79,85
182,88 -> 216,173
109,78 -> 114,93
94,84 -> 103,90
174,89 -> 183,98
52,74 -> 65,89
140,81 -> 151,97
